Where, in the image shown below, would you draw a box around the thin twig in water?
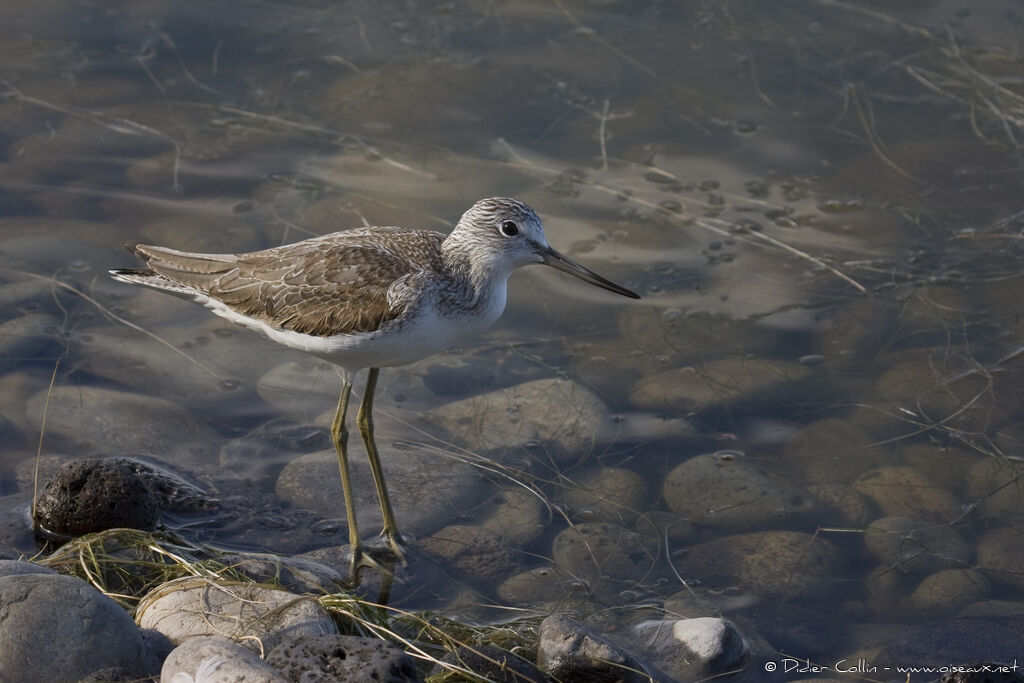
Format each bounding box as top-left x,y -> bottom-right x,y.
32,350 -> 66,519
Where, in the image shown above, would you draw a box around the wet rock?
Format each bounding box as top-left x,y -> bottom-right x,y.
663,452 -> 819,530
853,466 -> 962,522
563,467 -> 649,525
966,457 -> 1024,522
551,523 -> 655,591
0,559 -> 55,578
257,359 -> 342,421
865,563 -> 913,615
807,483 -> 876,527
436,643 -> 545,682
24,385 -> 218,461
219,418 -> 330,475
676,531 -> 843,602
70,322 -> 270,409
863,516 -> 972,576
976,527 -> 1024,591
426,378 -> 610,464
781,418 -> 889,485
267,633 -> 423,683
0,573 -> 160,680
161,636 -> 286,682
275,445 -> 484,539
34,457 -> 160,536
420,524 -> 521,586
629,357 -> 810,413
628,618 -> 749,681
0,493 -> 36,554
496,566 -> 590,606
908,569 -> 990,615
477,487 -> 548,546
33,456 -> 217,537
135,576 -> 337,650
897,443 -> 979,494
537,614 -> 651,683
0,312 -> 62,360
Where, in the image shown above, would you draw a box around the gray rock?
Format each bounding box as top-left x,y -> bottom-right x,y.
25,386 -> 219,461
806,483 -> 876,527
853,466 -> 961,522
257,359 -> 344,421
781,418 -> 889,485
0,559 -> 56,578
551,523 -> 655,592
266,633 -> 423,683
436,643 -> 545,683
476,487 -> 548,547
160,636 -> 286,682
426,378 -> 611,463
537,614 -> 651,683
0,573 -> 158,679
663,452 -> 819,530
135,576 -> 338,651
908,569 -> 990,615
967,457 -> 1024,523
863,516 -> 972,576
628,618 -> 749,681
298,544 -> 438,605
563,467 -> 649,525
496,566 -> 590,606
629,357 -> 810,413
976,526 -> 1024,590
219,552 -> 349,595
676,530 -> 843,602
275,446 -> 484,539
0,312 -> 62,360
419,524 -> 522,586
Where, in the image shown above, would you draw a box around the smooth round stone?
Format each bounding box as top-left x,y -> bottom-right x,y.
0,573 -> 159,680
663,452 -> 819,529
907,569 -> 990,615
496,566 -> 590,606
219,418 -> 330,475
24,385 -> 219,461
551,523 -> 656,589
419,524 -> 521,586
0,559 -> 56,578
853,466 -> 962,521
71,321 -> 273,409
0,312 -> 62,360
275,446 -> 485,538
0,368 -> 53,437
257,359 -> 341,421
976,527 -> 1024,591
563,466 -> 649,525
475,487 -> 548,547
0,277 -> 61,311
806,483 -> 876,527
676,531 -> 843,602
862,516 -> 973,576
814,297 -> 893,361
426,378 -> 610,464
267,634 -> 423,683
628,618 -> 749,681
135,576 -> 337,650
875,357 -> 1011,432
896,443 -> 979,494
781,418 -> 890,485
629,357 -> 810,413
967,457 -> 1024,522
865,563 -> 913,615
161,636 -> 287,683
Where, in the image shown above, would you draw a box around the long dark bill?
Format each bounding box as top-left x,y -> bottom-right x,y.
540,246 -> 640,299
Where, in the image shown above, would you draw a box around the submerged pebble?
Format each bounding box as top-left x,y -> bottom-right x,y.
862,516 -> 973,576
562,466 -> 649,525
853,466 -> 962,522
551,522 -> 656,592
675,530 -> 843,602
663,452 -> 820,530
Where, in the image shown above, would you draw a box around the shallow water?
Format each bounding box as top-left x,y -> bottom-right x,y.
2,0 -> 1024,676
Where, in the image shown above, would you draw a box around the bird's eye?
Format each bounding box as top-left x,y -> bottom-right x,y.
500,220 -> 520,237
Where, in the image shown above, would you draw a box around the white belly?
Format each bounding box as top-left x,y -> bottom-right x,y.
197,279 -> 508,372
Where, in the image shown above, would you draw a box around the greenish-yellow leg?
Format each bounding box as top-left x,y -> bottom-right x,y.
357,367 -> 405,558
330,377 -> 363,578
